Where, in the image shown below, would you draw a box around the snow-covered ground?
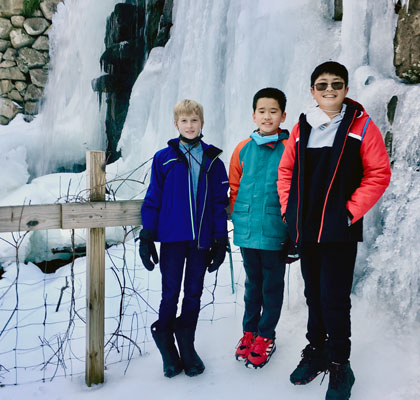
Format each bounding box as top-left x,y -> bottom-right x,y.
1,237 -> 419,400
1,248 -> 419,399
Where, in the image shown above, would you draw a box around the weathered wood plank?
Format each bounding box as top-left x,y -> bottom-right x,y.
86,151 -> 105,387
87,151 -> 106,202
0,200 -> 143,233
62,200 -> 142,229
0,204 -> 61,232
86,226 -> 105,386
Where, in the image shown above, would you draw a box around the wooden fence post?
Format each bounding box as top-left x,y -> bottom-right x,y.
85,151 -> 106,386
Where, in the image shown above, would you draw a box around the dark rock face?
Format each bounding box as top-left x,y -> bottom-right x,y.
385,95 -> 399,166
332,0 -> 343,21
93,0 -> 173,164
387,95 -> 398,125
394,0 -> 420,83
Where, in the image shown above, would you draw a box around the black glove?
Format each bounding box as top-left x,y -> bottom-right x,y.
138,229 -> 158,271
284,239 -> 300,264
206,237 -> 229,273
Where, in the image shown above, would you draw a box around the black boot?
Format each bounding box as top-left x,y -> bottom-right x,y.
325,361 -> 355,400
151,321 -> 183,378
174,318 -> 205,377
290,344 -> 328,385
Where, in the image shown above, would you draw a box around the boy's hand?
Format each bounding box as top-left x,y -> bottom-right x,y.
284,239 -> 300,264
138,229 -> 159,271
206,237 -> 229,273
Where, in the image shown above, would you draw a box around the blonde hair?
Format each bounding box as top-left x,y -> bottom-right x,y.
173,99 -> 204,122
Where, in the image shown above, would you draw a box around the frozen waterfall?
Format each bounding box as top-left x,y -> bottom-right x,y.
0,0 -> 419,325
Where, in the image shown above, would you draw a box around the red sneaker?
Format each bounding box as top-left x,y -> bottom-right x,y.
235,332 -> 255,361
245,336 -> 276,369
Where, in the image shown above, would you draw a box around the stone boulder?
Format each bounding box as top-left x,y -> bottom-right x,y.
23,17 -> 50,36
0,0 -> 24,18
0,39 -> 10,52
29,68 -> 48,87
3,47 -> 16,60
10,28 -> 35,49
0,18 -> 13,39
24,83 -> 43,101
24,100 -> 39,115
18,47 -> 48,68
0,60 -> 16,67
40,0 -> 63,21
32,35 -> 49,50
9,88 -> 23,101
11,15 -> 24,27
0,79 -> 14,95
0,66 -> 25,80
0,97 -> 21,125
15,80 -> 26,92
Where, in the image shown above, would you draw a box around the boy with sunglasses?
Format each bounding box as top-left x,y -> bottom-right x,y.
278,62 -> 391,399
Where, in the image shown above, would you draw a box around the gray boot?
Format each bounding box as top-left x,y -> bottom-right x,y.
151,321 -> 183,378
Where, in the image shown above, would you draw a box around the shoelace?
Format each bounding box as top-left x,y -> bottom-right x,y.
297,346 -> 314,366
236,333 -> 254,349
320,364 -> 344,388
251,338 -> 271,356
320,370 -> 328,385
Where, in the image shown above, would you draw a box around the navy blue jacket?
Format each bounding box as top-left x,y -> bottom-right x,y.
141,138 -> 229,249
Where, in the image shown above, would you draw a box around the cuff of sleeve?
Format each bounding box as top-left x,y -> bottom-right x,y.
346,210 -> 353,227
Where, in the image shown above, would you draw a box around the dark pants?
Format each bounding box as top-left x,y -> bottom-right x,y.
158,241 -> 208,330
300,241 -> 357,363
241,248 -> 286,339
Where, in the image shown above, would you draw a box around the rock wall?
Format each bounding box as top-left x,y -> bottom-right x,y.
394,0 -> 420,83
93,0 -> 173,163
0,0 -> 62,125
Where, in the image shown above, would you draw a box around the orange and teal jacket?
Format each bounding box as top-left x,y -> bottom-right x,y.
229,129 -> 289,250
277,98 -> 391,245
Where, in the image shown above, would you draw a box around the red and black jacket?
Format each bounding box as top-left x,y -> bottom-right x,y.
277,98 -> 391,245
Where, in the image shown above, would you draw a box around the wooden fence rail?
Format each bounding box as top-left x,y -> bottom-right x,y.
0,151 -> 143,386
0,200 -> 143,232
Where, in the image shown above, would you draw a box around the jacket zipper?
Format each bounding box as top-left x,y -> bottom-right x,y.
188,167 -> 196,241
295,131 -> 301,245
317,111 -> 357,243
197,155 -> 220,248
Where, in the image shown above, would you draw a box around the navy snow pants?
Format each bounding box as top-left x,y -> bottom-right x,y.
300,241 -> 357,363
158,241 -> 208,330
241,247 -> 286,339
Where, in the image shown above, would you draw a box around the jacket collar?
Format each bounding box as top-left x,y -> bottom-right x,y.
167,138 -> 222,172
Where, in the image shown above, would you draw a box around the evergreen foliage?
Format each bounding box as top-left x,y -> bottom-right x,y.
23,0 -> 42,17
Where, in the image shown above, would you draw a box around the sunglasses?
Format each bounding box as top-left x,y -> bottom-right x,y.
313,81 -> 345,91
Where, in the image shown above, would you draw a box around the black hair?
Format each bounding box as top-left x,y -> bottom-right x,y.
252,87 -> 287,113
310,61 -> 349,87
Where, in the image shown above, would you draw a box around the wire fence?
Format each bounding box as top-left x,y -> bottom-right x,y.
0,229 -> 244,386
0,159 -> 246,386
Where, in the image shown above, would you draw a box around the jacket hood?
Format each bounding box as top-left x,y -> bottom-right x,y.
344,97 -> 365,114
299,97 -> 368,123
